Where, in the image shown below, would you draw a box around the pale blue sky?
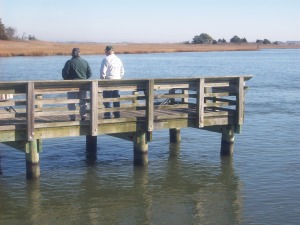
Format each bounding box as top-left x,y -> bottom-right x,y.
1,0 -> 299,43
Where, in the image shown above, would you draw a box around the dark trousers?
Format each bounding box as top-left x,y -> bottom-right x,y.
103,90 -> 120,118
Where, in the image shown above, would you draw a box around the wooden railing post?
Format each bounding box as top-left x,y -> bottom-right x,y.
196,78 -> 205,128
86,81 -> 98,163
26,82 -> 35,141
90,81 -> 98,136
182,89 -> 188,104
146,79 -> 154,132
132,90 -> 139,106
25,82 -> 40,178
169,88 -> 175,104
235,77 -> 244,133
36,94 -> 43,111
237,77 -> 244,125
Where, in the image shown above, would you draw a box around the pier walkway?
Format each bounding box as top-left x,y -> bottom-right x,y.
0,76 -> 252,178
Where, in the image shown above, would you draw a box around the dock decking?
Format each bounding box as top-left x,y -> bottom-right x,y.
0,76 -> 252,178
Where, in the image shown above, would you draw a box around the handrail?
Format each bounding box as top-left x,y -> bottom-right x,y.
0,76 -> 253,142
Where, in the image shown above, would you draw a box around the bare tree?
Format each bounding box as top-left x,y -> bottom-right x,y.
5,27 -> 17,39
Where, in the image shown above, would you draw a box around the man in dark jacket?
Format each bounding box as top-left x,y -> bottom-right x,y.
62,48 -> 92,121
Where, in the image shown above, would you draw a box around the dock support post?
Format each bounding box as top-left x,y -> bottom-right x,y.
221,126 -> 235,156
86,136 -> 97,163
25,140 -> 40,179
169,128 -> 181,143
134,131 -> 148,166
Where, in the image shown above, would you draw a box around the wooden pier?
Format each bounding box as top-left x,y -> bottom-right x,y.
0,76 -> 252,178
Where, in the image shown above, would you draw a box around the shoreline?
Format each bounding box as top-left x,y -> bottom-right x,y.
0,40 -> 299,57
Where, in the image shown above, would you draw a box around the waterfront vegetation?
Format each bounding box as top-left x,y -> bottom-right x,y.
0,40 -> 299,57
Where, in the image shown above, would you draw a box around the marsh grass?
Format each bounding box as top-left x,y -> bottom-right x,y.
0,40 -> 298,57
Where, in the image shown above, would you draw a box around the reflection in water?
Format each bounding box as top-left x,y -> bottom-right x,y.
0,142 -> 242,225
191,157 -> 242,225
26,180 -> 41,225
133,166 -> 152,225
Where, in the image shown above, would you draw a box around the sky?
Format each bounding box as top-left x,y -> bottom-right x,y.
1,0 -> 299,43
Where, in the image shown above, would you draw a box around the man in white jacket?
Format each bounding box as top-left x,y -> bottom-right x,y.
100,45 -> 124,119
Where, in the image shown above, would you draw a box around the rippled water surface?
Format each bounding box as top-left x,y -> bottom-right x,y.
0,49 -> 299,225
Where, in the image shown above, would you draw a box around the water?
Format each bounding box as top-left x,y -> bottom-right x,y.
0,49 -> 299,225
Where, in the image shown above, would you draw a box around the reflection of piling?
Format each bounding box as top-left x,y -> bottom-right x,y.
26,180 -> 41,224
133,166 -> 152,223
169,142 -> 181,159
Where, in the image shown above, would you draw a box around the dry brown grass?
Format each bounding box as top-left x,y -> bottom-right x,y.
0,40 -> 299,57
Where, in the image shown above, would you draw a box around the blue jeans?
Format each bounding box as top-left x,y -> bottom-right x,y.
67,91 -> 87,120
103,90 -> 120,118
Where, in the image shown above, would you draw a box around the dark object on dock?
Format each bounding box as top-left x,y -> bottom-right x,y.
4,106 -> 17,113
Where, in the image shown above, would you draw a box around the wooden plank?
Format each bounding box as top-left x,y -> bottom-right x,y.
154,84 -> 190,90
154,104 -> 189,110
35,110 -> 79,117
98,105 -> 146,113
26,82 -> 35,141
204,82 -> 230,87
35,98 -> 80,104
205,97 -> 236,104
205,92 -> 236,97
154,93 -> 189,99
90,81 -> 98,136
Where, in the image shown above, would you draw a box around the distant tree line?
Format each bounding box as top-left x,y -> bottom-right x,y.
0,18 -> 37,41
187,33 -> 277,45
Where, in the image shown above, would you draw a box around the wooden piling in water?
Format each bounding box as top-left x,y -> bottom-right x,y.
169,128 -> 181,143
220,126 -> 235,156
25,140 -> 40,179
134,131 -> 148,166
86,135 -> 97,162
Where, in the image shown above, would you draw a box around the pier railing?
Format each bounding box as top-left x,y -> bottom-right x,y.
0,76 -> 252,142
0,76 -> 253,178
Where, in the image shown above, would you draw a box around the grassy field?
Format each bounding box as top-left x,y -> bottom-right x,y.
0,40 -> 299,57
